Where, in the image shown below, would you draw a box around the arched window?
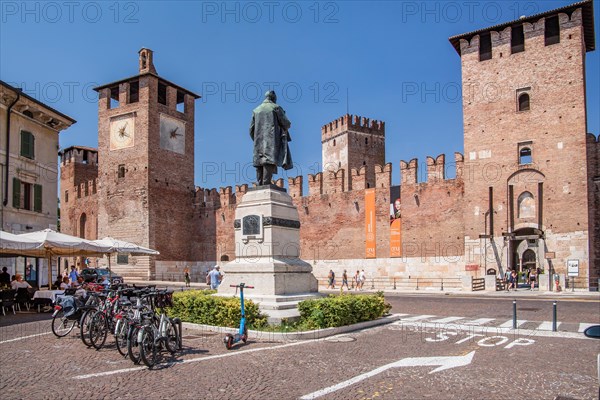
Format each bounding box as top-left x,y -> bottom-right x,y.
518,93 -> 530,111
517,192 -> 535,219
519,147 -> 532,164
79,213 -> 87,238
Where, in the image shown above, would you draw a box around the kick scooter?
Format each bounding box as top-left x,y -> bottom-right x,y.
224,283 -> 254,350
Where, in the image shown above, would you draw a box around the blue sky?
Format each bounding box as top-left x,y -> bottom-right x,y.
1,0 -> 598,190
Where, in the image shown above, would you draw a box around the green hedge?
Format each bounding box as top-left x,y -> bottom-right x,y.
297,292 -> 391,330
167,290 -> 268,328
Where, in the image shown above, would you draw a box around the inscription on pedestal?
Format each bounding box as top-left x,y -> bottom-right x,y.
243,215 -> 261,235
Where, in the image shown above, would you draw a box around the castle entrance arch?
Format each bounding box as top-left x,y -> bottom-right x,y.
509,227 -> 543,272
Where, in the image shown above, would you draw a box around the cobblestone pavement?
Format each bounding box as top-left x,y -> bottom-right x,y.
1,296 -> 598,400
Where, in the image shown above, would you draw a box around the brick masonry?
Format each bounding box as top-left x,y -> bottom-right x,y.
59,3 -> 598,288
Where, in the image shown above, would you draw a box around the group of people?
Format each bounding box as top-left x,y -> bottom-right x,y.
503,267 -> 539,291
1,267 -> 33,290
327,269 -> 367,291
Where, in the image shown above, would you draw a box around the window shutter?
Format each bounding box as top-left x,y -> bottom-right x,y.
34,184 -> 42,212
20,131 -> 35,159
20,131 -> 29,157
12,178 -> 21,208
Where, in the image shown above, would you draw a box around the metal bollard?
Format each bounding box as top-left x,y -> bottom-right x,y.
552,301 -> 557,332
393,278 -> 396,290
416,278 -> 419,291
441,278 -> 444,291
371,279 -> 375,290
512,300 -> 517,329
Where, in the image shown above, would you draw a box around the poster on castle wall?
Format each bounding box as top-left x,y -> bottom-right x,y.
390,218 -> 402,257
389,185 -> 401,257
365,188 -> 376,259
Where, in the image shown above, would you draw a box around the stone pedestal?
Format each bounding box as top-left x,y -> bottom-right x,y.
218,185 -> 319,323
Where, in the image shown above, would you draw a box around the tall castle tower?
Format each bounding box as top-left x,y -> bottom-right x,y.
59,146 -> 99,240
321,114 -> 385,191
93,48 -> 200,279
450,0 -> 597,287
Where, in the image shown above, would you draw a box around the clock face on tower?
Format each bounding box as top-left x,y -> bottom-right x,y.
159,114 -> 186,154
109,114 -> 135,150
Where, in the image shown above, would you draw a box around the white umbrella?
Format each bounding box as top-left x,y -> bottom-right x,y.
92,237 -> 159,256
16,229 -> 112,289
91,237 -> 159,278
0,230 -> 44,254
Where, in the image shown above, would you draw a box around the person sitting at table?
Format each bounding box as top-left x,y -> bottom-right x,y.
59,276 -> 70,290
100,275 -> 111,289
0,267 -> 11,285
53,276 -> 63,289
11,274 -> 32,290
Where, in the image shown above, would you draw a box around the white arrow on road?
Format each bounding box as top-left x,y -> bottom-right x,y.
299,351 -> 475,400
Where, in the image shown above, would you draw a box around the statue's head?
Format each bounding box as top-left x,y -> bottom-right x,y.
265,90 -> 277,102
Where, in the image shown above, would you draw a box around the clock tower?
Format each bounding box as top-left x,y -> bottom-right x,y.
94,48 -> 200,279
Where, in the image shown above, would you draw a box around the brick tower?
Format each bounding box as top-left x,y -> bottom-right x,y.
321,114 -> 385,191
450,1 -> 596,287
59,147 -> 99,238
94,48 -> 200,279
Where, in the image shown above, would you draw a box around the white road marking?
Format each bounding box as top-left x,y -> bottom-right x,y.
0,331 -> 53,344
499,320 -> 528,328
73,337 -> 324,379
463,318 -> 494,326
299,351 -> 475,400
429,317 -> 464,324
400,315 -> 435,322
538,321 -> 560,331
578,323 -> 597,333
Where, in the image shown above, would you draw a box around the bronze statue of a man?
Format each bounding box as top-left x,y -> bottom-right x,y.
249,90 -> 293,186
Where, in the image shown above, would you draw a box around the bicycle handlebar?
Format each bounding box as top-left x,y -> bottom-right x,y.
229,284 -> 254,289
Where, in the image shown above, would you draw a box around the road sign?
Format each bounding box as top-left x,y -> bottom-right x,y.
567,260 -> 579,277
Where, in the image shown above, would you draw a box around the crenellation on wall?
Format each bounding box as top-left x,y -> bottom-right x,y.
426,154 -> 446,183
308,173 -> 323,196
324,169 -> 345,195
219,186 -> 234,207
454,152 -> 464,179
375,163 -> 392,189
321,114 -> 385,143
350,166 -> 367,191
287,176 -> 303,198
400,158 -> 418,185
234,184 -> 248,203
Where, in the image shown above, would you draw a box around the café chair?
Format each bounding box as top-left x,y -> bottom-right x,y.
1,290 -> 16,315
15,287 -> 31,311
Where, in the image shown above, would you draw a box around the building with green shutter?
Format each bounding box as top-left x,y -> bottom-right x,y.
0,80 -> 76,285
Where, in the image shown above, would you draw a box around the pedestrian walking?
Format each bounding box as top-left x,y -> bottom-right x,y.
529,268 -> 537,290
359,269 -> 366,290
208,266 -> 222,290
341,270 -> 349,291
353,270 -> 360,291
510,270 -> 517,291
184,265 -> 191,287
504,269 -> 511,292
327,269 -> 335,289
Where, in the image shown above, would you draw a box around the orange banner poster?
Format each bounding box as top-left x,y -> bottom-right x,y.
365,188 -> 376,259
390,218 -> 402,257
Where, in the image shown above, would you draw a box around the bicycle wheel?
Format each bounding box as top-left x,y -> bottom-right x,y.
51,310 -> 76,337
140,326 -> 158,368
114,318 -> 129,357
79,310 -> 94,347
89,312 -> 108,350
164,319 -> 180,354
128,326 -> 142,364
